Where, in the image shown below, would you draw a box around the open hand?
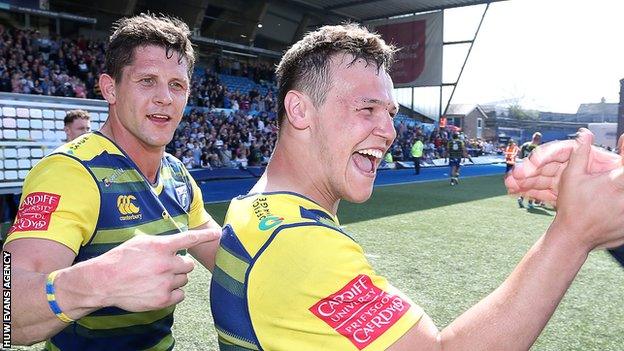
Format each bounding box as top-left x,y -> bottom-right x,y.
505,129 -> 624,204
541,131 -> 624,250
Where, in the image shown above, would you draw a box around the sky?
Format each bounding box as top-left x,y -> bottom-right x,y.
442,0 -> 624,114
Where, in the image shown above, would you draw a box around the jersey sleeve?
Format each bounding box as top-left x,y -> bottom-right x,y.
248,224 -> 423,351
4,154 -> 100,254
184,168 -> 212,228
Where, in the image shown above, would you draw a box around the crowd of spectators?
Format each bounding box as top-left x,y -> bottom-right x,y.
389,121 -> 497,163
167,109 -> 279,170
187,67 -> 278,115
1,25 -> 507,170
214,57 -> 275,83
170,110 -> 502,171
0,25 -> 278,109
0,25 -> 283,170
172,63 -> 280,170
0,26 -> 106,99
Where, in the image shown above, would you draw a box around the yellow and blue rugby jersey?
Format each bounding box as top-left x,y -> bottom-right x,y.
5,132 -> 211,351
211,192 -> 423,351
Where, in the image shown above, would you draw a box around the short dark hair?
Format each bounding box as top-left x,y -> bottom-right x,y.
105,13 -> 195,82
275,23 -> 397,128
64,109 -> 90,126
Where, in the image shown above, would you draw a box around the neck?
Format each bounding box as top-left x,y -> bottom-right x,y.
100,117 -> 163,183
253,136 -> 340,215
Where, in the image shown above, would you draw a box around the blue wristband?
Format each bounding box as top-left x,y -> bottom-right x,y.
45,270 -> 75,323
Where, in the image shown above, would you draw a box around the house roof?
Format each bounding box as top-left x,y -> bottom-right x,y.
576,102 -> 618,116
446,103 -> 488,117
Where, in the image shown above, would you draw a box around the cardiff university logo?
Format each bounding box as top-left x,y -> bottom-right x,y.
258,215 -> 283,230
117,195 -> 142,221
309,275 -> 410,350
8,192 -> 61,234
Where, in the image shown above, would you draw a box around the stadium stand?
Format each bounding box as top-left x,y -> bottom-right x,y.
0,25 -> 106,99
0,3 -> 506,227
167,108 -> 278,170
1,21 -> 498,177
0,92 -> 107,190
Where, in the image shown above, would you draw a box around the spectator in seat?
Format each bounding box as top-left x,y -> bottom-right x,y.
233,150 -> 248,168
63,109 -> 91,141
182,149 -> 196,169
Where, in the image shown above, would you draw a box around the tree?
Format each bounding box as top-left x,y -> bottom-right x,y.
508,103 -> 539,120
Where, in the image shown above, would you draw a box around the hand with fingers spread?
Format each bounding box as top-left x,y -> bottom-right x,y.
88,228 -> 221,312
543,130 -> 624,250
505,128 -> 624,205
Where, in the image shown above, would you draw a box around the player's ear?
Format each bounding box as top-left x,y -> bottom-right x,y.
283,90 -> 311,130
99,73 -> 116,105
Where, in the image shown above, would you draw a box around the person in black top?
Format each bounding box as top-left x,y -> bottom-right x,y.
445,132 -> 468,186
517,132 -> 542,208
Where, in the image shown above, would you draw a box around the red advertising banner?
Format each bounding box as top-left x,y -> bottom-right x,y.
370,11 -> 443,87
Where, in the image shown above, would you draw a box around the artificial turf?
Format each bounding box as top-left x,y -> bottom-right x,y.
11,174 -> 624,350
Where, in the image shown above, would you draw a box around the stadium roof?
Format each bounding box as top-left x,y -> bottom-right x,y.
44,0 -> 507,54
288,0 -> 507,21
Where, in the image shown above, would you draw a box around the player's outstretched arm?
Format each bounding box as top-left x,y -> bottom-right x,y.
389,131 -> 624,350
5,228 -> 219,345
506,129 -> 624,204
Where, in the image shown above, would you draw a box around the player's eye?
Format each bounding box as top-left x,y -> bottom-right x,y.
170,81 -> 184,90
140,77 -> 155,85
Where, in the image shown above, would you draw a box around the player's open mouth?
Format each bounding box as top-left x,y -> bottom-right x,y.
352,148 -> 383,175
147,113 -> 171,123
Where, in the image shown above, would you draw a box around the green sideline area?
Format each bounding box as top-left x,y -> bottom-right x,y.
11,175 -> 624,350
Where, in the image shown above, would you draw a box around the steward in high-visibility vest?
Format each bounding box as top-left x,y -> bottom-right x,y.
384,152 -> 393,163
411,137 -> 424,175
504,140 -> 519,173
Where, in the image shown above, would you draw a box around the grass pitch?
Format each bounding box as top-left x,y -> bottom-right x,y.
13,175 -> 624,350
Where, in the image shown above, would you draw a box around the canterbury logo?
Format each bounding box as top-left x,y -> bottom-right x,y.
117,195 -> 140,215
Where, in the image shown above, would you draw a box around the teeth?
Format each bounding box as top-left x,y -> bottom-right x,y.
356,149 -> 382,159
149,114 -> 168,120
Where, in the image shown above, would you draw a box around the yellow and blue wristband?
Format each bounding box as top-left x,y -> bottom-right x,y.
45,270 -> 75,323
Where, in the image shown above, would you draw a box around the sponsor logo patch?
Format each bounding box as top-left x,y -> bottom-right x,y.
252,196 -> 270,220
67,134 -> 89,152
309,274 -> 410,350
258,215 -> 283,230
102,168 -> 126,187
117,195 -> 142,221
8,192 -> 61,234
252,196 -> 283,230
